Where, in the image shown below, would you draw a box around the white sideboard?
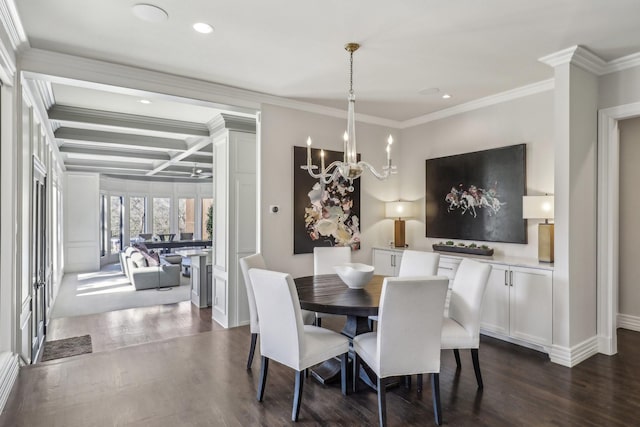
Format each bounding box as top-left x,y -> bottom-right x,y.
371,247 -> 554,354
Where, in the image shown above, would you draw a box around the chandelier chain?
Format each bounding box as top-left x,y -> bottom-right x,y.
349,50 -> 354,94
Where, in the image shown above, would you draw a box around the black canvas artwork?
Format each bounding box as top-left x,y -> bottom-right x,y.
293,146 -> 361,254
425,144 -> 527,243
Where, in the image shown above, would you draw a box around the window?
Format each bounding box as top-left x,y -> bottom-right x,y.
153,197 -> 171,235
178,198 -> 195,234
202,198 -> 213,240
129,196 -> 146,240
110,196 -> 123,253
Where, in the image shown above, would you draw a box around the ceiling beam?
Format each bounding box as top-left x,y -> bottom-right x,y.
48,105 -> 210,137
146,137 -> 212,176
59,145 -> 170,161
55,127 -> 188,152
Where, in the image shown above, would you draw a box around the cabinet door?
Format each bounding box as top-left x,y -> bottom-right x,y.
373,249 -> 398,276
392,253 -> 403,276
509,267 -> 552,346
480,263 -> 510,336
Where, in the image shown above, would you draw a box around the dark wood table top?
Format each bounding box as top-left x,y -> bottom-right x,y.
142,239 -> 212,250
294,274 -> 385,318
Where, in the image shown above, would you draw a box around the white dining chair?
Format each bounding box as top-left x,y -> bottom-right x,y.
353,276 -> 449,426
440,258 -> 492,389
240,253 -> 315,369
249,268 -> 349,422
368,250 -> 440,326
313,246 -> 351,327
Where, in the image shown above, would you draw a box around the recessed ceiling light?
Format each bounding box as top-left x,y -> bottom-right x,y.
442,94 -> 452,99
193,22 -> 214,34
132,4 -> 169,23
139,99 -> 151,104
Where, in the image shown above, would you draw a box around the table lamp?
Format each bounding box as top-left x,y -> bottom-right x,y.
522,195 -> 554,263
385,201 -> 414,248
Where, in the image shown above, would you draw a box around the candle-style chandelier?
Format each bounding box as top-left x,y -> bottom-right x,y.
302,43 -> 397,189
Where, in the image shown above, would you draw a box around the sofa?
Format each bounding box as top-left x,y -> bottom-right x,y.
120,246 -> 181,290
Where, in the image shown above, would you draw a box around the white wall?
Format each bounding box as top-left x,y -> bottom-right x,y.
598,66 -> 640,109
398,91 -> 554,259
64,172 -> 100,272
618,117 -> 640,318
260,103 -> 398,278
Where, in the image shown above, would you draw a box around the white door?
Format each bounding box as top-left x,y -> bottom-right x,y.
509,267 -> 553,346
480,263 -> 510,336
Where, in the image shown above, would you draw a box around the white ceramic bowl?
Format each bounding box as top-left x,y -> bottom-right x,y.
334,263 -> 375,289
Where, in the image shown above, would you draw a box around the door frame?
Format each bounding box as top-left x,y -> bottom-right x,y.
597,101 -> 640,356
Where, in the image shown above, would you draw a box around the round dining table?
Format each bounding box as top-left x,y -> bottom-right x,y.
294,274 -> 385,386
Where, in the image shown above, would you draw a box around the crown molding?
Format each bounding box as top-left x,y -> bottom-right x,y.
0,0 -> 27,50
539,45 -> 640,76
400,79 -> 554,129
538,45 -> 607,75
605,51 -> 640,75
32,79 -> 54,109
207,113 -> 257,135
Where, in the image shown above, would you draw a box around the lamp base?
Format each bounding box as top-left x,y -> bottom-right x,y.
394,219 -> 405,248
538,223 -> 554,263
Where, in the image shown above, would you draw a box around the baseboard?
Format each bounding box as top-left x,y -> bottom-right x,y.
549,336 -> 599,367
617,313 -> 640,332
0,352 -> 19,413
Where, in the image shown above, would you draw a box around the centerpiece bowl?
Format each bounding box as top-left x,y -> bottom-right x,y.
334,263 -> 374,289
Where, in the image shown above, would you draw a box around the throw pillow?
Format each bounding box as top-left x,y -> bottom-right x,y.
141,251 -> 160,267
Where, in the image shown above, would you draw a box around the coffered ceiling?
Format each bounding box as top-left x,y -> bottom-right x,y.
10,1 -> 640,178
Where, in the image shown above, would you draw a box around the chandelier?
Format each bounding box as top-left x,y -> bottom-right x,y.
302,43 -> 396,188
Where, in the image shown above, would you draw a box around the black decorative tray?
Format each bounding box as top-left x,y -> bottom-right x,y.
432,244 -> 494,256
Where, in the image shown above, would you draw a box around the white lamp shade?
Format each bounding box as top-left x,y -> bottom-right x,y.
522,195 -> 554,219
385,201 -> 414,219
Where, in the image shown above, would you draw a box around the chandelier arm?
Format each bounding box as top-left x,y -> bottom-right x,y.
358,161 -> 397,180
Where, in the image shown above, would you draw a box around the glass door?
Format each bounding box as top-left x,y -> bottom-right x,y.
31,158 -> 47,362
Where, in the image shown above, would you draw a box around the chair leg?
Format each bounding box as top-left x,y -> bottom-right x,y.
404,375 -> 411,389
353,353 -> 360,393
431,373 -> 442,425
339,352 -> 348,395
377,377 -> 388,427
417,374 -> 423,393
292,370 -> 305,421
247,333 -> 258,370
471,348 -> 484,389
453,349 -> 461,368
257,356 -> 269,402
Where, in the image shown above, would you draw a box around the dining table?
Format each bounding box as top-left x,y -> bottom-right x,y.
294,273 -> 385,387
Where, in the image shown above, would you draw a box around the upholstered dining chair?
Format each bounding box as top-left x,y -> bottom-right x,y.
313,246 -> 351,327
440,258 -> 492,389
239,253 -> 315,370
249,268 -> 349,422
353,276 -> 449,426
368,250 -> 440,326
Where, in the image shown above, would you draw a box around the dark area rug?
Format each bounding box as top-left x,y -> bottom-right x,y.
41,335 -> 92,362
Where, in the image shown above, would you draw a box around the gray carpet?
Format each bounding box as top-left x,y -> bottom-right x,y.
52,264 -> 191,318
41,335 -> 92,361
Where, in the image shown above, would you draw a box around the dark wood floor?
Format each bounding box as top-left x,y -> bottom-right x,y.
1,305 -> 639,426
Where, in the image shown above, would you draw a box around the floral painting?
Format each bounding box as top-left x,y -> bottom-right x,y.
293,146 -> 361,254
425,144 -> 526,243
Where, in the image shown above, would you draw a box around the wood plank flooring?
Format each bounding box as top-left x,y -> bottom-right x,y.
1,307 -> 639,426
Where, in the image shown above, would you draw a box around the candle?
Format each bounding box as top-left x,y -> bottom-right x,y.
386,135 -> 393,162
306,137 -> 312,165
320,149 -> 325,172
